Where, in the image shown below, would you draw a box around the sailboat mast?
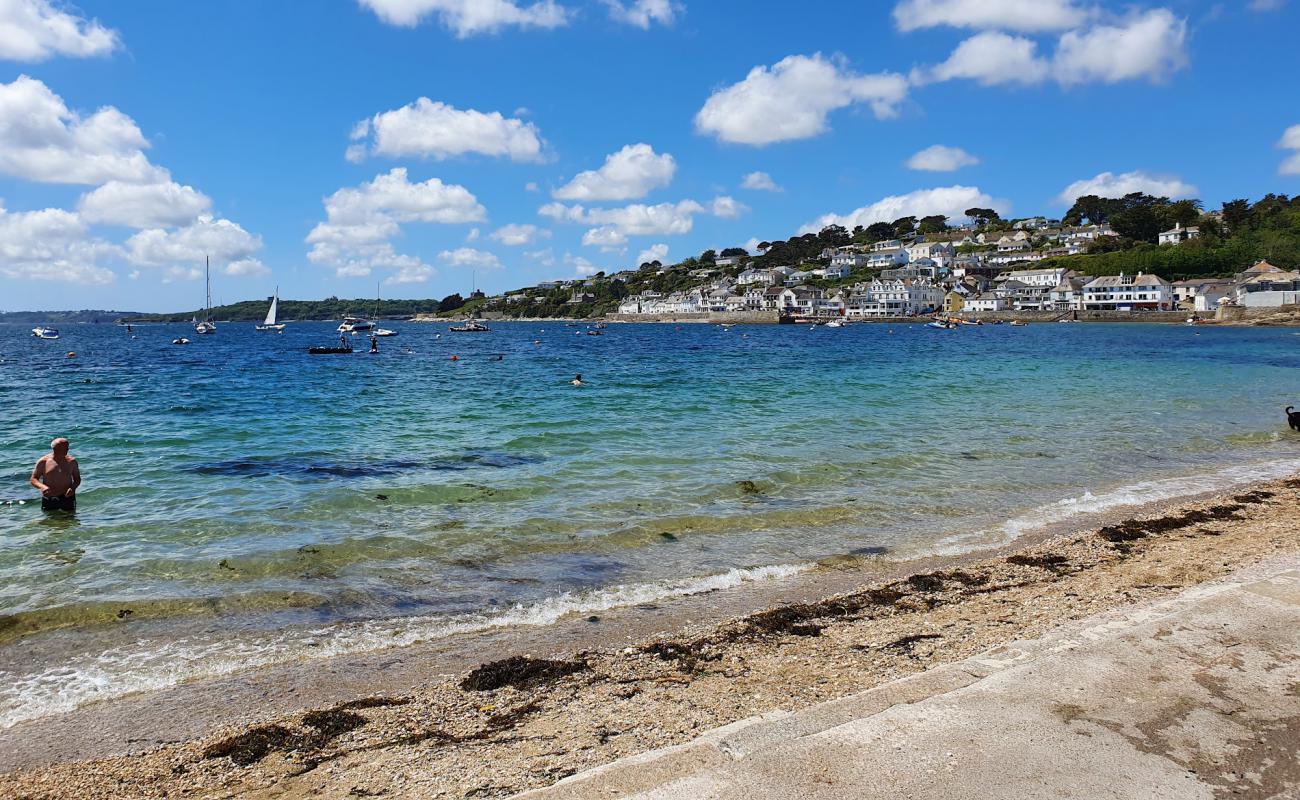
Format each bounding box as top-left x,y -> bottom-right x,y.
205,255 -> 212,320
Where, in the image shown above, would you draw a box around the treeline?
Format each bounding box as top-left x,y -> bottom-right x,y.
1044,193 -> 1300,279
122,297 -> 462,322
0,310 -> 141,324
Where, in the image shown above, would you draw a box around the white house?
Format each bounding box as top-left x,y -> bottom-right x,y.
821,263 -> 855,280
1158,223 -> 1201,246
996,267 -> 1070,287
1234,270 -> 1300,307
1081,273 -> 1173,310
714,255 -> 744,268
996,237 -> 1031,253
867,248 -> 909,269
905,241 -> 956,266
737,268 -> 775,286
872,238 -> 904,252
963,294 -> 1006,313
830,252 -> 870,270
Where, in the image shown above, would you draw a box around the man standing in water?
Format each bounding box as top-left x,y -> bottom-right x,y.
31,438 -> 80,512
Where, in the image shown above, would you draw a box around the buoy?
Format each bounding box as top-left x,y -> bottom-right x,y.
66,352 -> 76,358
450,355 -> 458,361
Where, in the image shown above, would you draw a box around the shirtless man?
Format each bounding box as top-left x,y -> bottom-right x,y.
31,438 -> 81,512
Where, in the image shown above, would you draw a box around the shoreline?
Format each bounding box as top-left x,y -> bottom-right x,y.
3,469 -> 1298,798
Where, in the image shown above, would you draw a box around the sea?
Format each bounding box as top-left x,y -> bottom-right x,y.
2,319 -> 1299,729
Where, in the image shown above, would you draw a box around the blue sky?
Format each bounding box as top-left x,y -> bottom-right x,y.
0,0 -> 1297,311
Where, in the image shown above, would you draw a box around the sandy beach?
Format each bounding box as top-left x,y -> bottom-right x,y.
2,472 -> 1297,799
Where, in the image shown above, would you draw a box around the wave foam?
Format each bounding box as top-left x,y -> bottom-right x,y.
0,563 -> 807,730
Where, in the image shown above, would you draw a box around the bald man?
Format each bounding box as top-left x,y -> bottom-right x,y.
31,438 -> 81,512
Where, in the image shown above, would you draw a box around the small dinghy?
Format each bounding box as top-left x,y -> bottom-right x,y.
309,335 -> 355,355
31,327 -> 60,340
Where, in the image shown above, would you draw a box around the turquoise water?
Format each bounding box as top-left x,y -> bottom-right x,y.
2,320 -> 1299,725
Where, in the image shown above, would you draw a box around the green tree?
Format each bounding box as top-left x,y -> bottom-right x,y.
865,222 -> 895,242
1222,199 -> 1250,234
964,207 -> 1001,225
918,214 -> 948,234
891,216 -> 916,237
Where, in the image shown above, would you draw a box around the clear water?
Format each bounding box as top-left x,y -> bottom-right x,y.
1,320 -> 1298,726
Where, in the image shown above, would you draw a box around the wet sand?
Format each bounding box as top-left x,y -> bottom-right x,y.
3,474 -> 1299,799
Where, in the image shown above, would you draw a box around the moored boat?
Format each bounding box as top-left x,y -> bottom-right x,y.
450,319 -> 491,332
31,326 -> 60,340
195,256 -> 217,335
256,288 -> 285,331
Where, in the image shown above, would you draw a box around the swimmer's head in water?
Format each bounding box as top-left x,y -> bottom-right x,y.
51,437 -> 69,454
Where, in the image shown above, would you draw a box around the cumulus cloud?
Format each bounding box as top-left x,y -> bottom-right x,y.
710,195 -> 748,218
694,54 -> 908,146
386,264 -> 436,284
582,226 -> 628,249
357,0 -> 569,36
801,185 -> 1004,233
1053,9 -> 1187,85
0,75 -> 167,184
491,222 -> 549,245
906,144 -> 979,172
1279,124 -> 1300,175
893,0 -> 1089,33
126,216 -> 268,277
438,247 -> 503,270
0,203 -> 118,284
741,171 -> 781,192
604,0 -> 679,28
524,247 -> 556,267
566,252 -> 601,277
77,180 -> 212,228
0,0 -> 119,62
553,143 -> 675,201
919,31 -> 1048,86
636,242 -> 668,265
307,167 -> 485,277
539,199 -> 705,236
1055,170 -> 1198,204
348,98 -> 546,162
919,9 -> 1188,88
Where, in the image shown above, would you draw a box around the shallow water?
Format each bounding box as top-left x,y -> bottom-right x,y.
1,319 -> 1298,727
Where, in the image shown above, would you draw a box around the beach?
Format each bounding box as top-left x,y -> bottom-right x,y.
3,471 -> 1298,799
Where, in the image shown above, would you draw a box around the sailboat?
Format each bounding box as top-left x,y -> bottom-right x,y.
256,288 -> 285,331
194,256 -> 216,335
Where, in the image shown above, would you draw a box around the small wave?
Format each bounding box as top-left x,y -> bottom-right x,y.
0,563 -> 806,730
1000,458 -> 1300,538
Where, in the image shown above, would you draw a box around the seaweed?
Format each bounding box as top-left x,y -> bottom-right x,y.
1097,501 -> 1255,550
1006,554 -> 1072,574
301,709 -> 367,739
459,656 -> 588,692
203,725 -> 303,767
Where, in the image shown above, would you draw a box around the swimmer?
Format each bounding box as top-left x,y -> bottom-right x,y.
31,438 -> 80,512
571,374 -> 584,386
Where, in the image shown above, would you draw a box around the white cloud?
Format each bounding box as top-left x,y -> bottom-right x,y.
77,180 -> 212,228
1053,9 -> 1187,85
893,0 -> 1089,33
604,0 -> 679,28
0,203 -> 117,284
920,31 -> 1048,86
1249,0 -> 1286,10
357,0 -> 569,36
466,226 -> 480,241
744,237 -> 764,253
438,247 -> 503,270
636,243 -> 668,265
1280,124 -> 1300,176
694,54 -> 909,146
566,253 -> 600,277
710,195 -> 748,218
582,226 -> 628,249
0,75 -> 167,184
801,185 -> 1004,233
386,264 -> 436,284
540,199 -> 705,236
491,222 -> 549,245
0,0 -> 119,62
307,168 -> 486,277
906,145 -> 979,172
740,171 -> 781,192
553,143 -> 675,201
524,246 -> 555,266
349,98 -> 546,162
1055,171 -> 1197,204
125,216 -> 267,277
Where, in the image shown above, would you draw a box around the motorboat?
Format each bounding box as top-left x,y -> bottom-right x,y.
1009,320 -> 1028,327
195,256 -> 217,335
450,319 -> 491,332
824,318 -> 846,328
256,288 -> 286,331
373,327 -> 398,337
337,315 -> 375,333
31,327 -> 60,339
926,319 -> 956,329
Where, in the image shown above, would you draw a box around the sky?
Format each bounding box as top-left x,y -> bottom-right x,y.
0,0 -> 1297,312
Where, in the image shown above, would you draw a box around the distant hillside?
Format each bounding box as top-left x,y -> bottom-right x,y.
121,297 -> 461,323
0,310 -> 142,324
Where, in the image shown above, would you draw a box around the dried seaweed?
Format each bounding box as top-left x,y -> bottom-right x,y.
459,656 -> 588,692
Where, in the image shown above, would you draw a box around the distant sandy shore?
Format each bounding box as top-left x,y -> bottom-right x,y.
3,474 -> 1299,799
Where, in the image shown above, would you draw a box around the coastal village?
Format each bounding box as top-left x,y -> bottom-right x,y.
471,211 -> 1300,323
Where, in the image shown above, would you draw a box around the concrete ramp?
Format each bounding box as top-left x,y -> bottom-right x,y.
514,558 -> 1300,799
